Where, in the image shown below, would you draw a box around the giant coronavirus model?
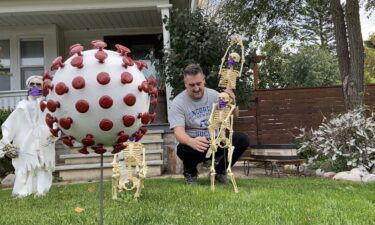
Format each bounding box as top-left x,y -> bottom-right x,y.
40,40 -> 158,155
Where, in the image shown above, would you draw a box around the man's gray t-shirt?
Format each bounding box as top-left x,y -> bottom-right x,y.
169,88 -> 219,138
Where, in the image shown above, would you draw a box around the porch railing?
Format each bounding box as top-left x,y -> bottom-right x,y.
0,90 -> 27,110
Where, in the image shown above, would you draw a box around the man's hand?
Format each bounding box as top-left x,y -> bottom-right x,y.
189,136 -> 210,153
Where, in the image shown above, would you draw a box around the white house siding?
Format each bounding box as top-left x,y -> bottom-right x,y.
0,24 -> 59,90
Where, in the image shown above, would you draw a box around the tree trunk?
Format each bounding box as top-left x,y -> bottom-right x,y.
330,0 -> 351,110
345,0 -> 365,109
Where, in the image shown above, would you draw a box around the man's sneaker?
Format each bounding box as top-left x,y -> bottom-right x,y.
215,173 -> 228,184
184,173 -> 198,185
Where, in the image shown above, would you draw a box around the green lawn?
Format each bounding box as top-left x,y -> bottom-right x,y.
0,177 -> 374,225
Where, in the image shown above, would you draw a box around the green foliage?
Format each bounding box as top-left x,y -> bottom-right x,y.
157,9 -> 254,106
296,106 -> 375,172
0,109 -> 14,178
259,44 -> 340,88
365,33 -> 375,83
295,0 -> 335,50
258,41 -> 289,88
220,0 -> 300,43
283,46 -> 341,87
1,178 -> 375,224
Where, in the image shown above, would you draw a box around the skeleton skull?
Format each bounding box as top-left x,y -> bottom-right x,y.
229,52 -> 241,63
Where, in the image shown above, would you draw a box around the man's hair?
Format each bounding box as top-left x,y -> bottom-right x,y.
183,64 -> 204,78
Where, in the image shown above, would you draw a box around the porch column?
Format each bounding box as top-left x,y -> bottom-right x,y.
157,4 -> 173,120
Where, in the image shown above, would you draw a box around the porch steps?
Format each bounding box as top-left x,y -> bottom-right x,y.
55,130 -> 164,182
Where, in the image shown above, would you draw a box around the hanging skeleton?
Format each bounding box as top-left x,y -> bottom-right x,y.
218,35 -> 245,89
207,35 -> 244,193
112,140 -> 147,199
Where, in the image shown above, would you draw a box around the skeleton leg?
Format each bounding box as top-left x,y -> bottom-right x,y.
206,124 -> 217,158
210,149 -> 216,192
111,154 -> 120,200
227,115 -> 238,192
134,147 -> 147,198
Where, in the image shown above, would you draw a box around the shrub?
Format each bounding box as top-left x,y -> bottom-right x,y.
296,106 -> 375,172
0,109 -> 14,178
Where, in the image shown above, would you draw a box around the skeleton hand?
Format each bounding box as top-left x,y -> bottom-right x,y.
3,144 -> 18,158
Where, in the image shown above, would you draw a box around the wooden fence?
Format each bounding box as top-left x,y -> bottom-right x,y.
234,85 -> 375,145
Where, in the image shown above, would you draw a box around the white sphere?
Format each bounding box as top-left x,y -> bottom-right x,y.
42,42 -> 157,154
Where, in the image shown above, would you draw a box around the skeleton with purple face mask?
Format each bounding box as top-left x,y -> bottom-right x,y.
0,75 -> 57,197
206,92 -> 237,191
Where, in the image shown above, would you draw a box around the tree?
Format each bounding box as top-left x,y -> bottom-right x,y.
157,9 -> 254,106
330,0 -> 364,110
283,46 -> 341,87
295,0 -> 335,50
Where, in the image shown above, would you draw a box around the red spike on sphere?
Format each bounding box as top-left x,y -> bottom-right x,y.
78,146 -> 89,154
134,130 -> 144,142
46,99 -> 60,112
122,56 -> 134,68
152,87 -> 158,98
99,119 -> 113,131
116,44 -> 131,56
50,128 -> 60,137
138,81 -> 149,93
95,50 -> 108,63
51,56 -> 64,71
72,76 -> 85,89
97,72 -> 110,85
92,144 -> 106,154
149,112 -> 156,123
71,55 -> 83,68
75,99 -> 90,113
123,94 -> 136,106
61,136 -> 75,147
112,143 -> 126,154
59,117 -> 73,130
99,95 -> 113,109
81,134 -> 95,146
122,115 -> 135,127
140,112 -> 150,124
40,100 -> 46,112
140,127 -> 148,134
150,98 -> 158,108
121,72 -> 133,84
55,82 -> 69,95
148,78 -> 156,87
135,60 -> 148,71
45,113 -> 55,128
92,40 -> 107,49
69,44 -> 84,56
43,70 -> 53,81
117,131 -> 129,143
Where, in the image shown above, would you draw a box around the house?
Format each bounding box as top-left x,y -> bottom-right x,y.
0,0 -> 199,112
0,0 -> 200,180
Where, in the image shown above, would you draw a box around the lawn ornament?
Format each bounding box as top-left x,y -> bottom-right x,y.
42,40 -> 158,154
218,36 -> 245,89
207,35 -> 244,192
111,138 -> 147,199
0,76 -> 57,197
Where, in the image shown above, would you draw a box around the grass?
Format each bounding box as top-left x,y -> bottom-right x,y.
0,177 -> 375,225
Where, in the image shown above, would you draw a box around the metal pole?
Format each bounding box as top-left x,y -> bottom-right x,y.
100,153 -> 104,225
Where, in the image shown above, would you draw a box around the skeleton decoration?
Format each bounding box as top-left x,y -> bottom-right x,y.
111,138 -> 147,199
42,40 -> 158,154
207,35 -> 244,192
218,36 -> 245,89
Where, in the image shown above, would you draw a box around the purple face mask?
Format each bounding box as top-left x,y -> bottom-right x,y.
28,86 -> 42,96
227,57 -> 237,68
218,99 -> 227,109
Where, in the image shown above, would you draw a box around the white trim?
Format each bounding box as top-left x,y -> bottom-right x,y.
158,5 -> 173,120
0,0 -> 170,15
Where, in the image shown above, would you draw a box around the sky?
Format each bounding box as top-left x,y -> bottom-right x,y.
360,9 -> 375,40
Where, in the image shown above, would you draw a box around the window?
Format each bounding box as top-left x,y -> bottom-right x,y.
20,40 -> 44,89
0,40 -> 11,91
